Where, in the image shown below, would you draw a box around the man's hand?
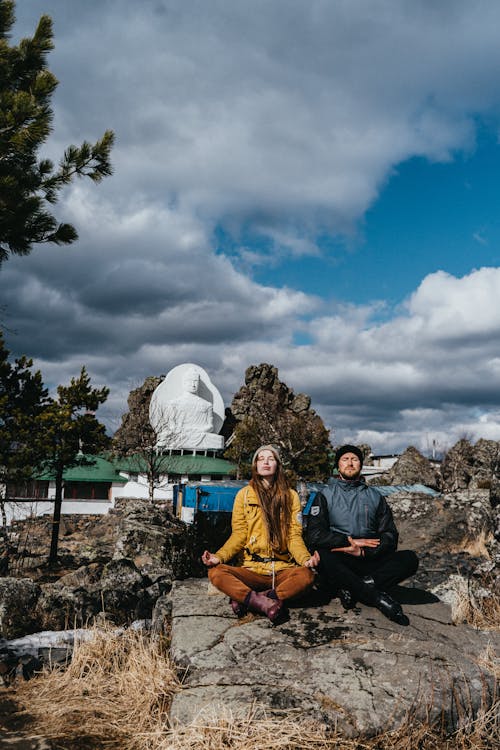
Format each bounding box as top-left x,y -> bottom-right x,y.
350,537 -> 380,549
303,550 -> 320,567
332,541 -> 362,556
201,550 -> 220,567
331,536 -> 380,556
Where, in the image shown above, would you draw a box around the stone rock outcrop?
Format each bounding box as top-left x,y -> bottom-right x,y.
230,363 -> 311,420
169,578 -> 499,736
441,438 -> 500,496
384,446 -> 440,488
112,375 -> 162,452
471,438 -> 500,487
113,497 -> 196,579
440,438 -> 475,492
383,489 -> 498,592
35,557 -> 158,632
226,363 -> 332,480
1,499 -> 199,636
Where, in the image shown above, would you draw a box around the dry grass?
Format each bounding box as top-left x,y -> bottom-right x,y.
452,577 -> 500,631
454,530 -> 493,559
12,627 -> 499,750
477,643 -> 500,681
158,706 -> 342,750
14,625 -> 179,749
150,703 -> 500,750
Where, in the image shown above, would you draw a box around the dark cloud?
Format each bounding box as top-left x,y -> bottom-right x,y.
4,2 -> 500,451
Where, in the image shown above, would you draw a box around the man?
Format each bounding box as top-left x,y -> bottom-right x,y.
306,445 -> 418,626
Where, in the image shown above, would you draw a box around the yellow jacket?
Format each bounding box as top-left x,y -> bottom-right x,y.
215,485 -> 311,575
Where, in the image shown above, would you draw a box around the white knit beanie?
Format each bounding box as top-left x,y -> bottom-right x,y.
252,444 -> 281,465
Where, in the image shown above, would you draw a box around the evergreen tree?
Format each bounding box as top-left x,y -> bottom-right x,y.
35,367 -> 110,562
0,0 -> 114,264
0,331 -> 47,526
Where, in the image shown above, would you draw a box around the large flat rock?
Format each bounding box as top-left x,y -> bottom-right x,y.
169,578 -> 499,736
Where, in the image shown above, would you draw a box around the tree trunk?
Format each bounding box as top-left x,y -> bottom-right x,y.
0,500 -> 7,529
49,468 -> 63,563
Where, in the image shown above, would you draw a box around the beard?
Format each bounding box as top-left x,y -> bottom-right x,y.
339,467 -> 362,480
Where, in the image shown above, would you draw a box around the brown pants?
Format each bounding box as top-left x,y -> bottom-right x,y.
208,563 -> 314,603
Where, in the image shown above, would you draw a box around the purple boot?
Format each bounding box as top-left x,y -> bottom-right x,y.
246,590 -> 285,623
230,599 -> 247,618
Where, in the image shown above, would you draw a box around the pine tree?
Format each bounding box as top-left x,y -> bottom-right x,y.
0,331 -> 48,526
0,0 -> 114,263
35,367 -> 110,562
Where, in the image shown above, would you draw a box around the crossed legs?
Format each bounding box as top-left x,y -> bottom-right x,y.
208,563 -> 314,603
318,549 -> 418,625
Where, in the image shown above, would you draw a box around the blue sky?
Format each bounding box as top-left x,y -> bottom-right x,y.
243,128 -> 500,305
3,1 -> 500,454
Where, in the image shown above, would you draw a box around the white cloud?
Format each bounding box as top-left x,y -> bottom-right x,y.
12,0 -> 500,235
4,2 -> 500,454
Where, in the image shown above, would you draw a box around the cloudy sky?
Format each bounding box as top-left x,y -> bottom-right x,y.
3,0 -> 500,455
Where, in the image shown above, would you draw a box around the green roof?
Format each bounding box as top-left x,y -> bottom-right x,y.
111,453 -> 236,476
37,455 -> 128,483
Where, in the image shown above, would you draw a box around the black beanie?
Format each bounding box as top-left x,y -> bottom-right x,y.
334,444 -> 364,468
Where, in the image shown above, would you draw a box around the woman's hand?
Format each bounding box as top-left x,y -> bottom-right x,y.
304,550 -> 320,567
201,550 -> 221,567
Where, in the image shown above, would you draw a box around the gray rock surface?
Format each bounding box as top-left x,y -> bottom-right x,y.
1,499 -> 198,635
169,578 -> 499,736
0,628 -> 96,685
441,437 -> 500,495
384,446 -> 440,489
388,489 -> 499,592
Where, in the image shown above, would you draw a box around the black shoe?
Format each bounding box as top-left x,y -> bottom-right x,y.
375,591 -> 409,626
338,588 -> 356,610
362,575 -> 376,587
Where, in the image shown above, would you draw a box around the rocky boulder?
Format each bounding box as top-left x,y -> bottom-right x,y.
113,497 -> 196,579
471,438 -> 500,488
169,578 -> 499,736
112,375 -> 162,452
230,363 -> 311,420
2,498 -> 200,636
384,446 -> 440,488
385,488 -> 498,593
440,438 -> 475,492
441,437 -> 500,497
226,363 -> 332,480
35,557 -> 160,631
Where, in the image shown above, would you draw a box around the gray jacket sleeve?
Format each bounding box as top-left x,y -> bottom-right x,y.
363,495 -> 399,558
305,492 -> 350,550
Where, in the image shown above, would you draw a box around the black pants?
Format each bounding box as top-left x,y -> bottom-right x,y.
318,549 -> 418,605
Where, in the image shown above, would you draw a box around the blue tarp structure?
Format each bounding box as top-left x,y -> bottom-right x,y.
175,480 -> 440,523
375,484 -> 440,497
175,481 -> 246,519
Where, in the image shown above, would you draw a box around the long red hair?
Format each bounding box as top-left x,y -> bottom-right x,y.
249,446 -> 292,553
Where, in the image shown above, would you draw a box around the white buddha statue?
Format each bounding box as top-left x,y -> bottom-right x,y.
150,364 -> 224,450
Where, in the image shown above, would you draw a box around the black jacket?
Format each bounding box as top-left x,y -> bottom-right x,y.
306,478 -> 398,558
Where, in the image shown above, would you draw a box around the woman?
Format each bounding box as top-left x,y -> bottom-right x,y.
202,444 -> 319,623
